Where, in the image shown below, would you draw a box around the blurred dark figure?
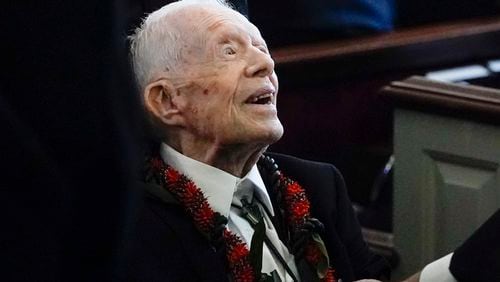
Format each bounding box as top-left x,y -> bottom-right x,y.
1,0 -> 251,280
405,209 -> 500,281
249,0 -> 395,47
397,0 -> 500,27
126,0 -> 394,47
1,1 -> 143,281
450,208 -> 500,281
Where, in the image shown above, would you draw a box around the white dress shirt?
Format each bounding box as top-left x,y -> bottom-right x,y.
161,143 -> 300,281
419,253 -> 457,282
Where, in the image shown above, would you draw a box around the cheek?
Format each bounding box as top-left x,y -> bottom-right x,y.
204,80 -> 221,96
271,72 -> 279,90
203,83 -> 236,115
182,78 -> 237,122
189,106 -> 199,114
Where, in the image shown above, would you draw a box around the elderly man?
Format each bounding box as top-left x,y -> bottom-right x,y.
126,0 -> 390,281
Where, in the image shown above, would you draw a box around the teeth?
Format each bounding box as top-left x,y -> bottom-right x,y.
252,93 -> 272,103
246,92 -> 274,104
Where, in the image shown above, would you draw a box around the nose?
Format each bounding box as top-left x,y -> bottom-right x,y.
244,48 -> 275,78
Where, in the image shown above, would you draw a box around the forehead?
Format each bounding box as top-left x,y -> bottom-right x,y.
177,5 -> 265,44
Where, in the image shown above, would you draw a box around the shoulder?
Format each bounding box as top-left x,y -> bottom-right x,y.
264,152 -> 346,220
265,152 -> 344,185
266,152 -> 337,169
265,152 -> 345,196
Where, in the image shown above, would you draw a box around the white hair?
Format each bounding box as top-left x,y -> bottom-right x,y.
129,0 -> 234,91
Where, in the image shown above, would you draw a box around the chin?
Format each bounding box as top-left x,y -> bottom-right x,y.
270,124 -> 284,142
223,119 -> 284,145
257,122 -> 284,145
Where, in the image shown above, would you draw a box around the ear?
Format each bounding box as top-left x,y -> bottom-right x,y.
143,79 -> 185,126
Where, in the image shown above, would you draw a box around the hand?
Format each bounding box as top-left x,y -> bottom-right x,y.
401,272 -> 421,282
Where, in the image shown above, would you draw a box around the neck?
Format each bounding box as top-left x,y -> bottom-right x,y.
164,136 -> 267,177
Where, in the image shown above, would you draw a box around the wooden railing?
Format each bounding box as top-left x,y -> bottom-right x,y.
271,17 -> 500,84
381,76 -> 500,125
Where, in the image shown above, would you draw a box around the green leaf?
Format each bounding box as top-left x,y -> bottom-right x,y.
311,233 -> 330,278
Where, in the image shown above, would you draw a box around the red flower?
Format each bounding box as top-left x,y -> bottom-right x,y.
286,181 -> 303,194
181,181 -> 200,202
165,166 -> 181,183
282,176 -> 311,228
322,268 -> 337,282
194,202 -> 215,232
228,244 -> 249,264
292,201 -> 310,219
305,242 -> 322,265
223,231 -> 249,264
232,261 -> 255,282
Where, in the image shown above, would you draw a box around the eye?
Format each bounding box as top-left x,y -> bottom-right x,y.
252,41 -> 269,54
222,45 -> 236,57
258,46 -> 269,54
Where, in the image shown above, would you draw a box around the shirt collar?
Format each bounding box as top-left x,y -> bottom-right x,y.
160,143 -> 274,217
245,165 -> 275,216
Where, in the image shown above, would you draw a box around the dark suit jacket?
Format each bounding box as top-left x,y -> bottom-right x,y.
123,153 -> 390,281
450,209 -> 500,282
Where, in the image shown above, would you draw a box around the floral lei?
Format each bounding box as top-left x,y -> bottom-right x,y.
146,154 -> 337,282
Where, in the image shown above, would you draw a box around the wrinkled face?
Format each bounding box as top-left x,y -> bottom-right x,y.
171,6 -> 283,147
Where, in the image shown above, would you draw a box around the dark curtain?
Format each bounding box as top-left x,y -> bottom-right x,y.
1,1 -> 143,280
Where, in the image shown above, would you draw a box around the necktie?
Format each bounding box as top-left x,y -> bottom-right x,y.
238,197 -> 299,282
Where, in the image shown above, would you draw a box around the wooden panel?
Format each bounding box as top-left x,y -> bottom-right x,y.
392,108 -> 500,279
429,152 -> 499,255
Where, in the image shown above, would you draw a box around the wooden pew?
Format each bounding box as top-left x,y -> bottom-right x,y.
381,76 -> 500,279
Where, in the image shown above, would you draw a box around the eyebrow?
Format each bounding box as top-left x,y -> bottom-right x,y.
216,29 -> 247,45
207,19 -> 266,48
252,39 -> 267,47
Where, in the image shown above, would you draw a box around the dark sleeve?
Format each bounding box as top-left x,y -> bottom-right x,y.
330,165 -> 391,280
450,209 -> 500,282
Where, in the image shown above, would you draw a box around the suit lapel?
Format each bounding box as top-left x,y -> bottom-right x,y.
257,158 -> 321,282
257,161 -> 290,245
143,182 -> 230,282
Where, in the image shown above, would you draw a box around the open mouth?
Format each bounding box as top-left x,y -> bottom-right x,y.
245,87 -> 275,105
246,93 -> 273,105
